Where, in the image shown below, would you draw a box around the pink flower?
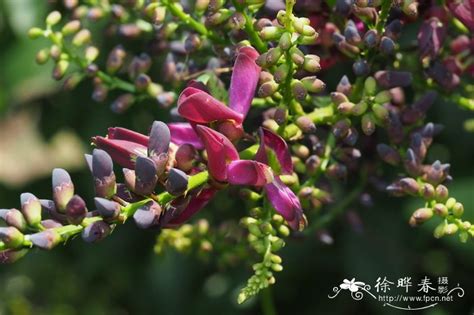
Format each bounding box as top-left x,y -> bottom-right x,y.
448,0 -> 474,32
177,46 -> 261,141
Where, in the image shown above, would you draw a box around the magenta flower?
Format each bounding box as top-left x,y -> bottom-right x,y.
196,125 -> 305,230
177,46 -> 261,141
448,0 -> 474,32
165,188 -> 217,226
168,122 -> 204,150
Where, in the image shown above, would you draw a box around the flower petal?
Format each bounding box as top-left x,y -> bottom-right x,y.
256,128 -> 293,175
92,136 -> 147,169
178,87 -> 243,124
196,126 -> 239,182
168,122 -> 204,150
166,188 -> 216,225
107,127 -> 148,146
264,177 -> 305,231
227,160 -> 273,187
448,1 -> 474,32
229,46 -> 261,118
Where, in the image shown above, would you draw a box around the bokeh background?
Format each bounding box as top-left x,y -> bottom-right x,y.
0,1 -> 474,314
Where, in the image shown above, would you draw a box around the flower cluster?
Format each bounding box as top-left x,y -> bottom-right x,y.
2,0 -> 473,307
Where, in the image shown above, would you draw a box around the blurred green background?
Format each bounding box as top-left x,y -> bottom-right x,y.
0,1 -> 474,314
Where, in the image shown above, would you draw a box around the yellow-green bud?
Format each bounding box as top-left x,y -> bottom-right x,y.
62,20 -> 81,35
364,76 -> 377,96
46,11 -> 62,26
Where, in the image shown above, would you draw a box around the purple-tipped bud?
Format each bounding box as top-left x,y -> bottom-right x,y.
0,249 -> 28,264
336,75 -> 352,95
82,221 -> 111,243
435,184 -> 449,202
363,29 -> 379,48
375,71 -> 412,89
418,17 -> 445,60
123,168 -> 136,192
361,113 -> 376,135
332,119 -> 351,138
409,208 -> 433,226
165,168 -> 189,196
335,0 -> 352,16
385,19 -> 402,38
305,155 -> 321,174
0,227 -> 24,248
111,94 -> 135,113
301,76 -> 326,93
106,45 -> 126,74
376,144 -> 400,166
344,20 -> 361,44
41,219 -> 63,229
404,148 -> 421,176
92,149 -> 117,198
426,61 -> 460,90
52,168 -> 74,212
148,121 -> 170,176
343,127 -> 359,146
94,198 -> 121,219
175,144 -> 197,172
40,199 -> 67,224
20,193 -> 42,226
410,133 -> 427,161
379,36 -> 395,55
420,183 -> 435,199
295,116 -> 316,133
0,209 -> 27,231
353,59 -> 370,76
133,200 -> 162,229
134,156 -> 158,195
291,80 -> 307,101
65,195 -> 87,225
399,178 -> 419,195
29,230 -> 61,250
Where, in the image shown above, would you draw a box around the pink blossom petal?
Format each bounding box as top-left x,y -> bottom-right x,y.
196,125 -> 239,182
255,128 -> 293,175
178,87 -> 243,124
107,127 -> 149,146
264,177 -> 305,231
92,137 -> 147,169
168,122 -> 204,150
227,160 -> 273,187
166,188 -> 216,226
229,46 -> 261,118
449,1 -> 474,32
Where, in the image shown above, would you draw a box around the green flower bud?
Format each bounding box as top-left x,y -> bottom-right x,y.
28,27 -> 44,39
52,60 -> 69,80
258,80 -> 278,97
433,203 -> 448,217
205,9 -> 233,26
63,73 -> 83,91
452,202 -> 464,217
0,227 -> 24,249
351,101 -> 368,116
459,231 -> 469,243
337,101 -> 355,114
294,18 -> 316,36
278,225 -> 290,237
303,55 -> 321,72
445,197 -> 456,209
330,92 -> 349,105
444,223 -> 458,235
20,193 -> 42,227
62,20 -> 81,35
433,221 -> 446,238
195,0 -> 210,12
291,80 -> 307,101
420,183 -> 435,199
270,237 -> 285,251
301,76 -> 325,93
274,63 -> 290,83
248,223 -> 262,237
46,11 -> 62,26
240,189 -> 261,201
72,29 -> 91,46
372,104 -> 389,121
361,113 -> 376,135
266,47 -> 283,66
49,45 -> 61,60
279,32 -> 292,50
409,207 -> 433,226
290,47 -> 305,66
374,90 -> 391,104
364,76 -> 377,96
85,46 -> 99,62
298,33 -> 318,45
271,263 -> 283,272
260,222 -> 274,235
35,48 -> 50,64
259,26 -> 282,41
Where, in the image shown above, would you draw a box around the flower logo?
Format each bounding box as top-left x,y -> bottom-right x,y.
340,278 -> 366,292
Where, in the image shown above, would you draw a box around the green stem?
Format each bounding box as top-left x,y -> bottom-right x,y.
242,10 -> 267,53
376,0 -> 393,34
261,288 -> 277,315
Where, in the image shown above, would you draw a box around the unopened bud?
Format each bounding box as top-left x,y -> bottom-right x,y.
165,168 -> 189,196
303,55 -> 321,73
435,184 -> 449,202
92,149 -> 117,198
62,20 -> 81,35
133,200 -> 162,229
0,209 -> 27,231
30,230 -> 61,250
296,116 -> 316,133
301,76 -> 325,93
111,94 -> 135,113
65,195 -> 87,225
94,198 -> 120,219
106,45 -> 126,74
0,227 -> 24,248
291,80 -> 307,101
72,29 -> 91,46
20,193 -> 42,227
409,208 -> 433,226
361,113 -> 376,135
52,168 -> 74,212
82,221 -> 111,243
46,11 -> 62,26
258,81 -> 278,97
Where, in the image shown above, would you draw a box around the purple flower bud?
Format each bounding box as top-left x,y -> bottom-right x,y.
165,168 -> 189,196
175,144 -> 197,172
134,156 -> 158,195
332,119 -> 351,138
343,127 -> 359,146
305,155 -> 321,174
295,116 -> 316,133
402,91 -> 437,124
344,20 -> 361,44
65,195 -> 87,225
111,94 -> 135,113
379,36 -> 395,55
0,249 -> 28,264
115,183 -> 139,203
435,184 -> 449,202
409,208 -> 433,226
404,148 -> 421,176
52,168 -> 74,212
92,149 -> 117,198
384,19 -> 402,38
353,59 -> 370,76
418,17 -> 446,60
376,144 -> 400,166
335,0 -> 352,16
20,193 -> 42,226
410,133 -> 427,161
40,199 -> 67,224
29,230 -> 61,250
94,198 -> 121,219
426,61 -> 460,90
148,121 -> 170,176
399,177 -> 419,195
82,221 -> 111,243
374,71 -> 412,89
0,227 -> 24,248
0,209 -> 27,231
363,29 -> 379,48
133,200 -> 162,229
41,219 -> 63,229
106,45 -> 126,74
336,75 -> 352,95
